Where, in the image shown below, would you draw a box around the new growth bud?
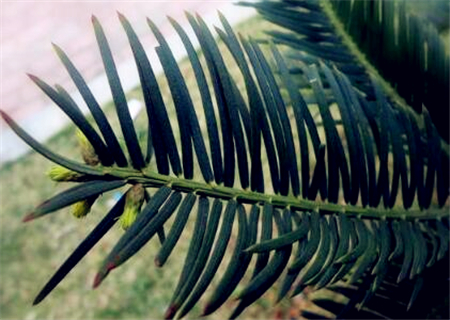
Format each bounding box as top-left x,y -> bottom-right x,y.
47,165 -> 85,182
72,196 -> 98,218
76,129 -> 100,166
119,184 -> 145,230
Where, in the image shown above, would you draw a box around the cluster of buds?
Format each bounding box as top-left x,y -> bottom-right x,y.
49,128 -> 146,223
47,130 -> 103,218
118,184 -> 145,230
71,130 -> 101,217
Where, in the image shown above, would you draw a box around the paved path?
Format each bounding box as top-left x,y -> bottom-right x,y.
0,1 -> 255,164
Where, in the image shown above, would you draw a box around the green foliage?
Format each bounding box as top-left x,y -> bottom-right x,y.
2,1 -> 449,319
243,0 -> 449,142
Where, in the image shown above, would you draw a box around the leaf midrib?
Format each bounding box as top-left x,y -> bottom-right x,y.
94,165 -> 448,220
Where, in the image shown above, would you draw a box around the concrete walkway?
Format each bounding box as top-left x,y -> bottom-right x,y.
0,1 -> 256,165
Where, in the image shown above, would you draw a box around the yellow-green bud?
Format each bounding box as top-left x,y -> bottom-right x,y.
76,129 -> 100,166
119,184 -> 145,230
47,165 -> 84,182
118,206 -> 139,230
71,195 -> 98,218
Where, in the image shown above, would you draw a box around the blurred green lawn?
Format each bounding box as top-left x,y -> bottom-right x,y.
0,15 -> 299,320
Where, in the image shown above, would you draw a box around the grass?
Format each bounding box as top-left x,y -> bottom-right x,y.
0,14 -> 301,320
